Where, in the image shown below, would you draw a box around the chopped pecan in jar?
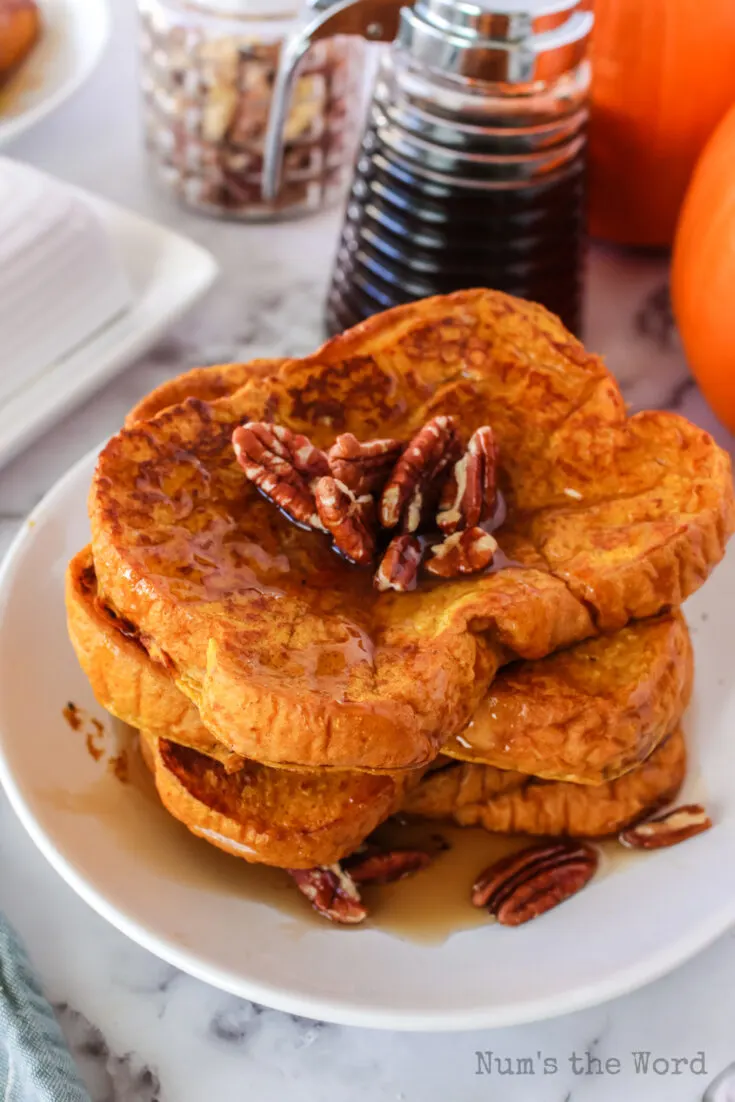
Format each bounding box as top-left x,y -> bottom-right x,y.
139,4 -> 366,220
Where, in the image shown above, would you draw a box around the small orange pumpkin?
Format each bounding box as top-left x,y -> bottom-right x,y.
589,0 -> 735,247
672,102 -> 735,435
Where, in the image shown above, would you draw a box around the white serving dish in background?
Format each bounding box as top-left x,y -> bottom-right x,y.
0,179 -> 218,469
0,0 -> 110,148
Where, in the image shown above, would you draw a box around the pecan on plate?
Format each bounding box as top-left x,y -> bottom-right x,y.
379,416 -> 459,533
472,841 -> 598,926
425,528 -> 497,578
288,865 -> 367,924
328,433 -> 403,496
374,534 -> 423,592
344,848 -> 434,885
314,476 -> 376,566
619,804 -> 712,850
232,422 -> 328,531
437,425 -> 498,534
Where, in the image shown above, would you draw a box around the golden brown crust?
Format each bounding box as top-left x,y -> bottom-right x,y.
70,545 -> 691,790
0,0 -> 40,78
405,727 -> 687,838
141,730 -> 413,869
66,547 -> 246,772
125,360 -> 283,427
90,289 -> 733,770
443,614 -> 693,783
69,543 -> 689,859
67,546 -> 415,866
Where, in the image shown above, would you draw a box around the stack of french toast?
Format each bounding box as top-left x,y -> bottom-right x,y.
66,290 -> 734,927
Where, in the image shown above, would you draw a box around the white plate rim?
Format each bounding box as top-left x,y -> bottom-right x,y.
0,448 -> 734,1032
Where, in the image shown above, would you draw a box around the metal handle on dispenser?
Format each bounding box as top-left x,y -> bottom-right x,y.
262,0 -> 410,201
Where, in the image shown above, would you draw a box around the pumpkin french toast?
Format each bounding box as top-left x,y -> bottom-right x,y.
67,289 -> 731,924
89,290 -> 732,772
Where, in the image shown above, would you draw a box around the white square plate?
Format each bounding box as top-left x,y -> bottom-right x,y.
0,188 -> 218,469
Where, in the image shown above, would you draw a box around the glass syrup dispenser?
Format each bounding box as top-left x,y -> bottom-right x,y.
262,0 -> 593,335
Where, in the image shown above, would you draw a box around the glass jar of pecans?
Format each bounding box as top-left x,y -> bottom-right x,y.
138,0 -> 367,220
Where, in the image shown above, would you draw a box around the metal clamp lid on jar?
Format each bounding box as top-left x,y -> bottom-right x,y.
262,0 -> 593,199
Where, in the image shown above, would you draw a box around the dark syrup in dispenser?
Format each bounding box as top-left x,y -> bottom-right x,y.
330,36 -> 590,333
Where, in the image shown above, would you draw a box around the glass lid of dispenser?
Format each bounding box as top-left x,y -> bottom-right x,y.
398,0 -> 593,83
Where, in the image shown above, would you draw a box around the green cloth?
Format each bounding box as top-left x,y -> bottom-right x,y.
0,913 -> 90,1101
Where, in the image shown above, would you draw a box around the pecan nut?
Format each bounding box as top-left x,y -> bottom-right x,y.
374,534 -> 423,592
328,433 -> 403,496
425,527 -> 497,578
437,425 -> 498,534
619,804 -> 712,850
471,841 -> 598,926
314,477 -> 376,566
288,865 -> 367,924
379,416 -> 459,532
344,848 -> 434,885
232,422 -> 327,531
242,422 -> 329,488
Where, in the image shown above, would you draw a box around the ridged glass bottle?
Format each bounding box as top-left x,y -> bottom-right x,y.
326,48 -> 589,335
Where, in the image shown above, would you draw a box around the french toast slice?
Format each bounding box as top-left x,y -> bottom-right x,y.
404,728 -> 687,838
68,548 -> 689,862
125,359 -> 284,427
443,614 -> 692,784
66,547 -> 245,772
89,289 -> 734,770
139,729 -> 412,869
67,547 -> 414,866
69,547 -> 691,787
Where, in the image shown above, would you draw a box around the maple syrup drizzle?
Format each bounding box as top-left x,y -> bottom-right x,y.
53,722 -> 648,943
62,701 -> 82,731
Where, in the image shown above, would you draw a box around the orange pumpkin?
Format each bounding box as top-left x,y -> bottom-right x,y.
672,103 -> 735,435
589,0 -> 735,247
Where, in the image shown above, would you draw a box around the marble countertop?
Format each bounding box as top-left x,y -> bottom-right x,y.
3,2 -> 735,1099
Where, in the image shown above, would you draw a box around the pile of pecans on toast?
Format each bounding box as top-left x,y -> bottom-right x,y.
232,414 -> 499,592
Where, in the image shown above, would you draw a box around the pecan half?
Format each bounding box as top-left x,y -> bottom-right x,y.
472,841 -> 598,926
328,433 -> 403,495
425,527 -> 497,578
344,848 -> 434,885
374,534 -> 423,592
233,422 -> 326,531
437,425 -> 498,534
619,804 -> 712,850
379,416 -> 458,532
315,476 -> 376,565
288,865 -> 367,924
265,423 -> 330,488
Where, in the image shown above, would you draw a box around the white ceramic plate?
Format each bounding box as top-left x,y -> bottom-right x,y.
0,0 -> 110,148
0,450 -> 734,1031
0,188 -> 218,469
